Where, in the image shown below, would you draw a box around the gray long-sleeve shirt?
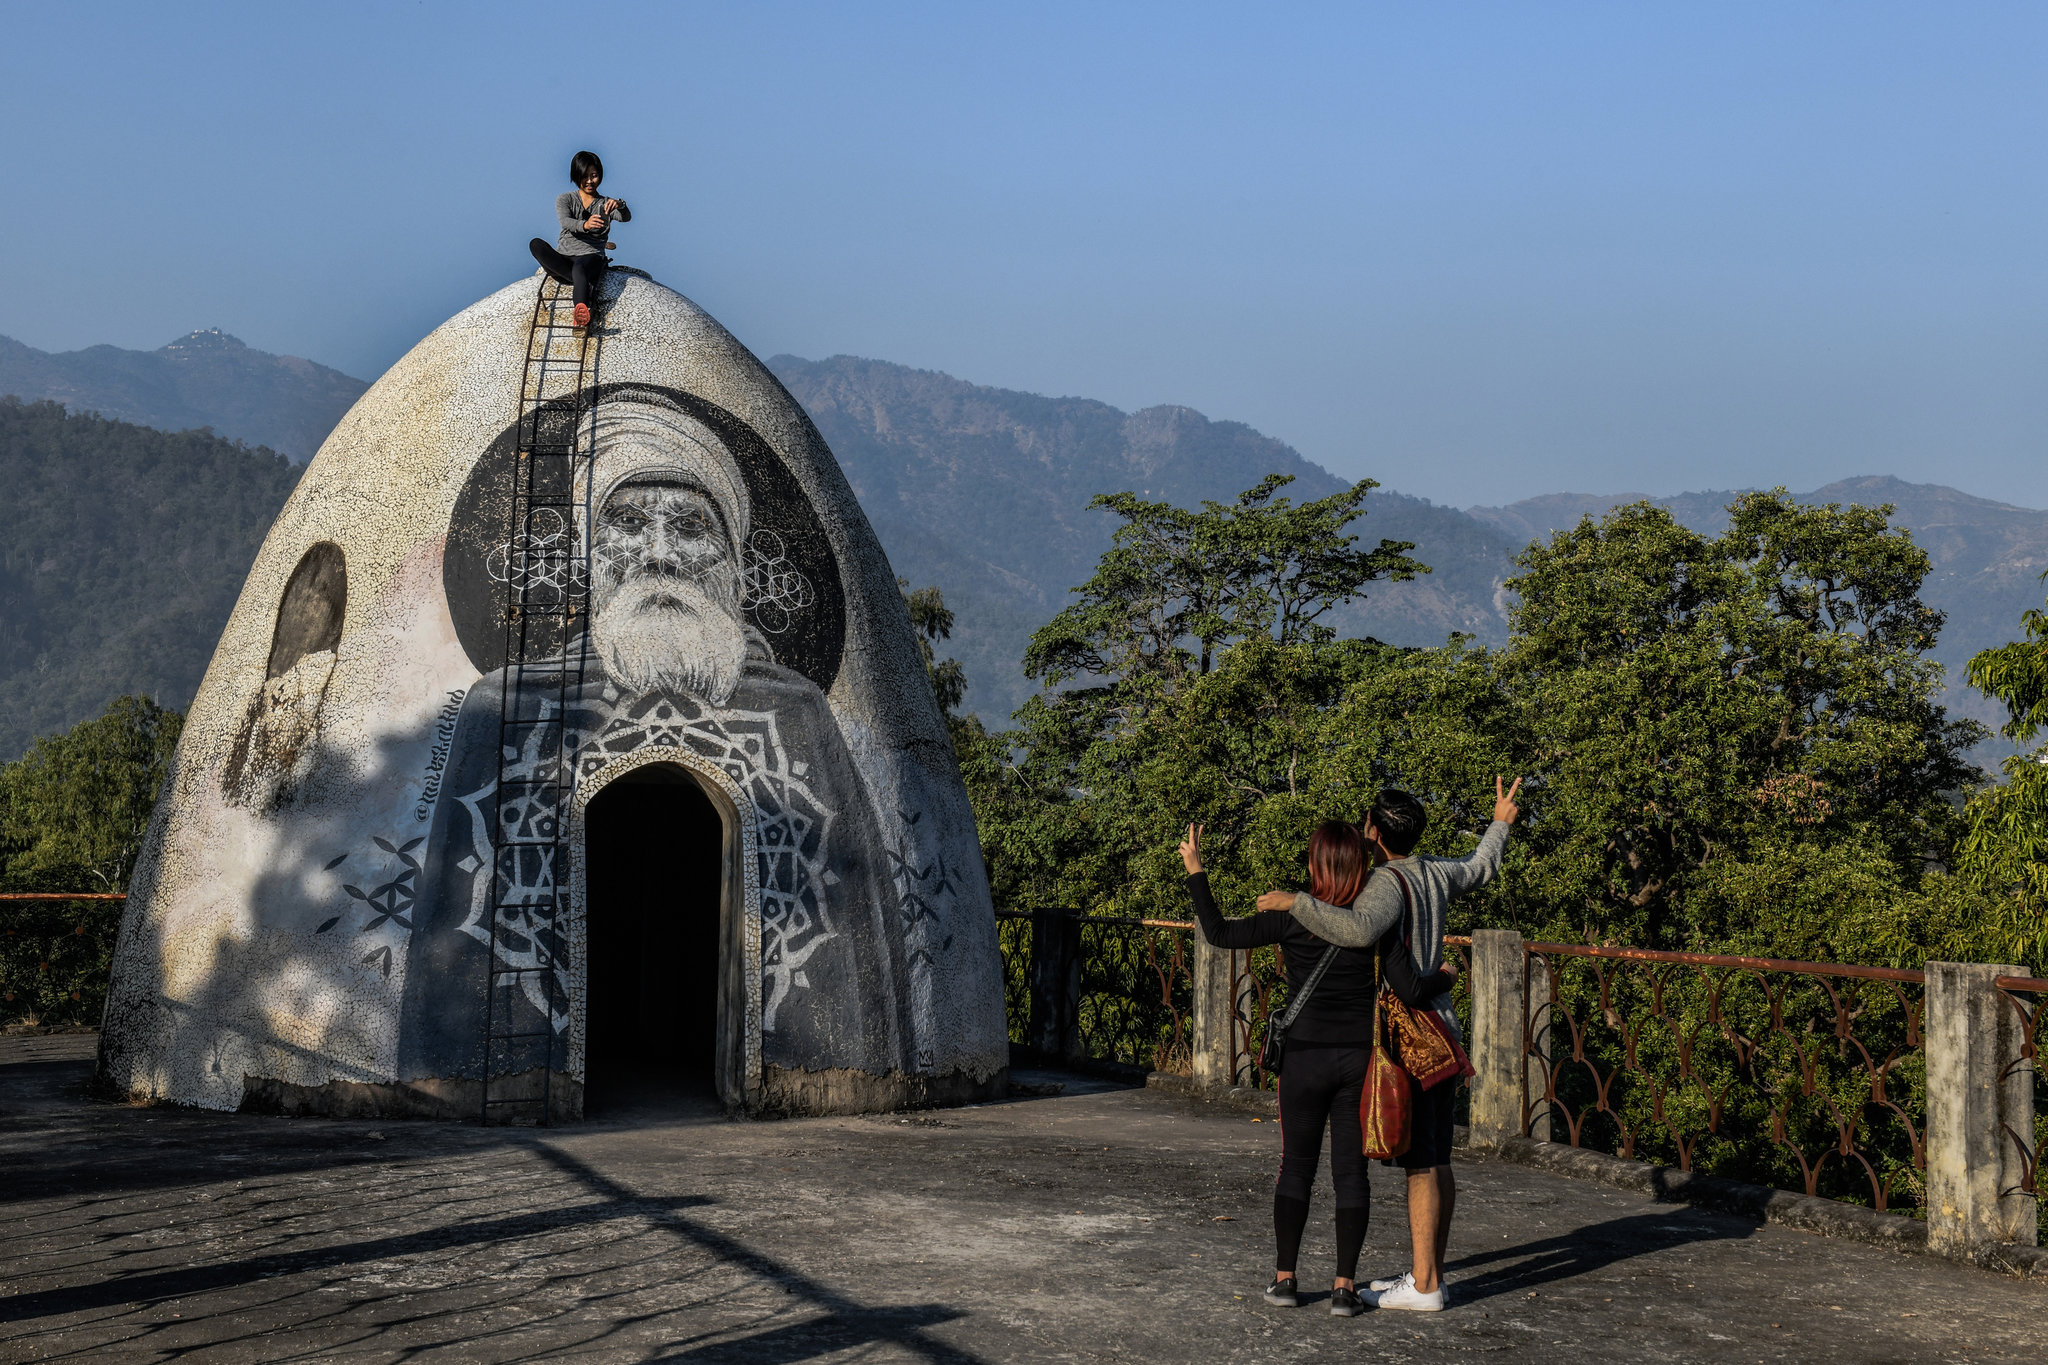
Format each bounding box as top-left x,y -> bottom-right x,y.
1288,819 -> 1511,1042
556,191 -> 630,256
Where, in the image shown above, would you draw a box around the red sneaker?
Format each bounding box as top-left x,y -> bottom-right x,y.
572,302 -> 591,327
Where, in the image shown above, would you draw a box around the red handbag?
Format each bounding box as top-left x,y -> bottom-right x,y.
1361,956 -> 1412,1160
1381,868 -> 1475,1091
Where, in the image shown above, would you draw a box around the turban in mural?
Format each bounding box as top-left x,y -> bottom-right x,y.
580,392 -> 751,545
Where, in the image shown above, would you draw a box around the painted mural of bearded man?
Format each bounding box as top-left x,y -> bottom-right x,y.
398,391 -> 913,1086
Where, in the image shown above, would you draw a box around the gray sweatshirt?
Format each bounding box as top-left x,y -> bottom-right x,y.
556,191 -> 630,256
1288,819 -> 1511,1042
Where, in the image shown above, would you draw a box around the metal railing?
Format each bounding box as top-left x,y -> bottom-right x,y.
994,907 -> 1476,1090
1992,974 -> 2048,1213
1,893 -> 129,1025
995,909 -> 1196,1073
1523,942 -> 1928,1212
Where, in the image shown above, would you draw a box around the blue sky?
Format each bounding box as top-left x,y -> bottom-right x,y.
4,2 -> 2045,507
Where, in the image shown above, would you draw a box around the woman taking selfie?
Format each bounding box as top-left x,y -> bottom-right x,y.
1180,821 -> 1453,1317
528,149 -> 632,328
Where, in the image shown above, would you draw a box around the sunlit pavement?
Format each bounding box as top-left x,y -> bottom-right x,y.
2,1033 -> 2041,1364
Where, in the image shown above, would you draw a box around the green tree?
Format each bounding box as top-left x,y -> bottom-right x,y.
899,580 -> 980,761
1022,475 -> 1425,692
1,694 -> 183,1024
1,694 -> 183,893
971,477 -> 1426,918
899,579 -> 968,717
968,480 -> 1990,967
1498,492 -> 1982,954
1956,580 -> 2048,970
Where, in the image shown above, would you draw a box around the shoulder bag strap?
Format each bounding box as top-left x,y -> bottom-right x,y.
1278,943 -> 1342,1029
1386,866 -> 1415,955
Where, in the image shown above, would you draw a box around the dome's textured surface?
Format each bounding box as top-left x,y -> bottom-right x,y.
97,270 -> 1006,1119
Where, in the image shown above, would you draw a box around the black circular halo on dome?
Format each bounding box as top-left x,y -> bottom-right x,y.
444,382 -> 846,692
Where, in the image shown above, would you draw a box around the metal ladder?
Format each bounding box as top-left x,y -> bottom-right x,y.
479,273 -> 603,1125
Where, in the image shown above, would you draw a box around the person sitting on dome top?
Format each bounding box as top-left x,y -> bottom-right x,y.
528,149 -> 631,328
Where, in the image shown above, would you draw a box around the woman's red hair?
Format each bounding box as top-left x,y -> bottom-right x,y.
1307,821 -> 1366,908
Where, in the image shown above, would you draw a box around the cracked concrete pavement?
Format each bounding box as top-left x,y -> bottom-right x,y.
2,1033 -> 2042,1363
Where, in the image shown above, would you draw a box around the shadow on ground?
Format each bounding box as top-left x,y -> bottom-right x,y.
1446,1208 -> 1755,1303
4,1038 -> 2042,1364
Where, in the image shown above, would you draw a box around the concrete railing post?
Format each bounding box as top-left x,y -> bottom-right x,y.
1190,938 -> 1236,1088
1925,961 -> 2037,1265
1468,929 -> 1531,1148
1028,908 -> 1082,1060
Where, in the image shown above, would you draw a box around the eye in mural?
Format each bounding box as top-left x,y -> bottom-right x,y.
399,384 -> 912,1084
224,541 -> 348,810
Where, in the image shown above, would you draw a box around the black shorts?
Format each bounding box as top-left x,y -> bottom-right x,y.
1388,1075 -> 1458,1170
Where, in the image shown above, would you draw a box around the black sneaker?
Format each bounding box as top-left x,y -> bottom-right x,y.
1263,1275 -> 1299,1307
1329,1285 -> 1365,1317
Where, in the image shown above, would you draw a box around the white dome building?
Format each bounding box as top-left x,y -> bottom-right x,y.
96,269 -> 1007,1121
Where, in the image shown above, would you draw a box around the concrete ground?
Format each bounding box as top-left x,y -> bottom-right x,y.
2,1034 -> 2042,1364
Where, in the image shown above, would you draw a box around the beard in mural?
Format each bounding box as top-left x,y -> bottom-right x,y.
398,390 -> 914,1089
587,480 -> 750,704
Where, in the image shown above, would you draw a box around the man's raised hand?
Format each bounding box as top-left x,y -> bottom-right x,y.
1494,775 -> 1523,825
1178,823 -> 1203,875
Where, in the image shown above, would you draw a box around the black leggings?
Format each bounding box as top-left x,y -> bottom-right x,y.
528,239 -> 608,308
571,252 -> 607,308
1274,1041 -> 1371,1279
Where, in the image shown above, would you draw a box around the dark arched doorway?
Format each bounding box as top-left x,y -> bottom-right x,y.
582,763 -> 724,1112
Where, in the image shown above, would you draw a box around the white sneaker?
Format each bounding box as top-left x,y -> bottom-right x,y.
1370,1272 -> 1445,1312
1368,1272 -> 1450,1304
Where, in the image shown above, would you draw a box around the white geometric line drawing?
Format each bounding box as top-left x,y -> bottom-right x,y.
738,530 -> 815,634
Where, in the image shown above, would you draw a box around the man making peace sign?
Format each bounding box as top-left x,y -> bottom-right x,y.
1256,776 -> 1523,1311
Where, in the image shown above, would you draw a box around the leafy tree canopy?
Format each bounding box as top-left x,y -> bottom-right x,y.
1022,475 -> 1425,693
973,476 -> 1427,918
1500,492 -> 1981,952
1,694 -> 183,894
1,695 -> 183,1026
1956,577 -> 2048,968
899,578 -> 992,766
963,482 -> 2014,972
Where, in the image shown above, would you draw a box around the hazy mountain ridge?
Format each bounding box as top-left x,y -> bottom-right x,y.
775,357 -> 2046,748
4,333 -> 2040,763
0,399 -> 302,759
767,355 -> 1520,716
0,330 -> 367,461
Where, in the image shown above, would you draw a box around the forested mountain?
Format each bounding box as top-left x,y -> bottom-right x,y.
5,344 -> 2043,760
771,356 -> 2048,737
0,330 -> 366,460
0,400 -> 301,758
767,355 -> 1518,719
